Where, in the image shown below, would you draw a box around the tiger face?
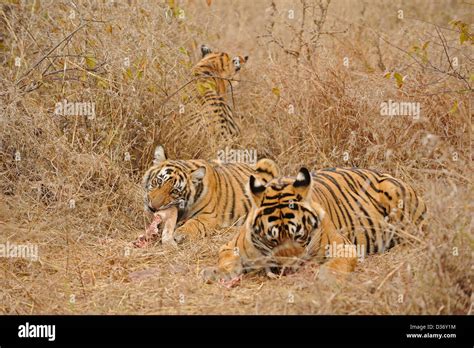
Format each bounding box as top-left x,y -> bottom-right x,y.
248,168 -> 323,266
142,145 -> 206,220
199,44 -> 249,78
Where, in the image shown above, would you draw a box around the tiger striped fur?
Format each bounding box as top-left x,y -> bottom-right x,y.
142,145 -> 278,244
183,45 -> 248,139
205,166 -> 426,281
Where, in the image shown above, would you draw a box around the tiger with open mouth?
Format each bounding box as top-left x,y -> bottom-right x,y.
141,145 -> 278,246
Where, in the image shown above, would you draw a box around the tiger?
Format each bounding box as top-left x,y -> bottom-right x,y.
203,166 -> 427,282
193,45 -> 248,101
177,45 -> 248,140
142,145 -> 278,244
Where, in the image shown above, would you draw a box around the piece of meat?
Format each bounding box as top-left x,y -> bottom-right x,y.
218,275 -> 242,289
133,213 -> 162,248
132,206 -> 178,248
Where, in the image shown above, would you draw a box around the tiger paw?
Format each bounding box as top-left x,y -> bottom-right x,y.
173,226 -> 201,244
162,234 -> 178,249
318,264 -> 351,284
173,228 -> 188,244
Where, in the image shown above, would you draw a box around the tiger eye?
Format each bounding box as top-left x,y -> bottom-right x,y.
151,177 -> 162,187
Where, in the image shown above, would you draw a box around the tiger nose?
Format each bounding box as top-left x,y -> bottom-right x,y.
148,192 -> 163,209
273,241 -> 304,258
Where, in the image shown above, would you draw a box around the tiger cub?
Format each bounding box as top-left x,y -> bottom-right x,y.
193,44 -> 248,100
181,45 -> 248,140
142,145 -> 278,244
204,167 -> 426,281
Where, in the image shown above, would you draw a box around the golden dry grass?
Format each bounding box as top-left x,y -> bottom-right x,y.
0,0 -> 472,314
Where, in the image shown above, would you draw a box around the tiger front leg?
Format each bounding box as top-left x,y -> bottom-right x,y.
318,221 -> 358,281
201,235 -> 244,286
157,207 -> 179,248
173,215 -> 214,244
322,254 -> 357,274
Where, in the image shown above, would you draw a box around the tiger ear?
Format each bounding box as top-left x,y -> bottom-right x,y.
249,175 -> 266,203
201,45 -> 212,57
293,167 -> 312,197
153,145 -> 167,165
244,55 -> 249,62
255,159 -> 279,184
191,166 -> 206,182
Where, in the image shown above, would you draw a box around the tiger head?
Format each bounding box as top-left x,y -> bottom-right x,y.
195,44 -> 249,78
247,168 -> 324,267
142,145 -> 207,221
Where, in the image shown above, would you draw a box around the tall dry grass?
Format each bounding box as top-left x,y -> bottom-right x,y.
0,0 -> 472,314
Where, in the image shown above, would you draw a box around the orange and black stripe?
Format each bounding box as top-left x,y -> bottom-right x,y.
183,45 -> 248,139
143,145 -> 278,237
214,166 -> 426,277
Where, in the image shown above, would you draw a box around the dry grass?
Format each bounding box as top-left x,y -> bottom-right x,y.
0,0 -> 472,314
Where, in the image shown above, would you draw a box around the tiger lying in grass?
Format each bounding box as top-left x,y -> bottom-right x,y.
203,166 -> 426,283
140,145 -> 278,247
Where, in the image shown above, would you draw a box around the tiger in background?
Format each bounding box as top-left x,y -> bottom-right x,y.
142,145 -> 278,244
203,166 -> 426,282
175,44 -> 248,140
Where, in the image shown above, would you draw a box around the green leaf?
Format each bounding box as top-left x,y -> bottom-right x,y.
393,72 -> 404,88
178,47 -> 188,56
196,80 -> 216,95
125,68 -> 133,80
85,56 -> 96,69
460,32 -> 469,45
449,101 -> 458,114
97,78 -> 108,89
383,72 -> 391,79
173,6 -> 184,18
449,20 -> 460,28
272,87 -> 281,97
